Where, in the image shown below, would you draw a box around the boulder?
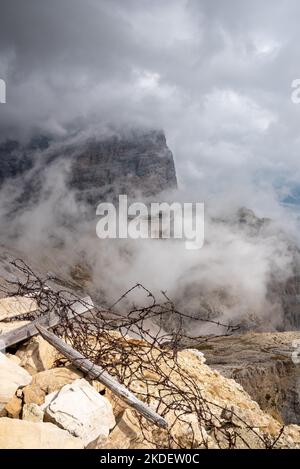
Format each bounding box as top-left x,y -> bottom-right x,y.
22,403 -> 44,423
5,353 -> 21,366
104,390 -> 127,416
5,395 -> 22,418
32,367 -> 82,394
0,417 -> 84,448
43,378 -> 115,446
16,336 -> 61,374
100,409 -> 146,449
23,384 -> 46,405
0,353 -> 32,405
42,390 -> 59,408
0,296 -> 38,321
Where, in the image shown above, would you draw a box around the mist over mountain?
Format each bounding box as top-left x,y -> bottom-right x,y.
3,2 -> 300,450
0,128 -> 177,217
0,1 -> 300,342
0,124 -> 298,336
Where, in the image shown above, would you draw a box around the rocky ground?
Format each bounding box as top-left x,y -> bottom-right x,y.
1,296 -> 300,449
198,332 -> 300,425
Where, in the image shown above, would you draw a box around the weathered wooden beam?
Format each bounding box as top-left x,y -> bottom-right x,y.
0,296 -> 94,349
36,325 -> 168,429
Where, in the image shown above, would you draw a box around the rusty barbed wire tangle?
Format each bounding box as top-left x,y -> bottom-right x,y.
0,259 -> 284,449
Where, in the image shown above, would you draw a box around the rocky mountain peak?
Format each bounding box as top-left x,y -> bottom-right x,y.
0,129 -> 177,214
67,129 -> 177,206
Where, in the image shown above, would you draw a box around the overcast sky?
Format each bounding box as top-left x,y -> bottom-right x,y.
1,0 -> 300,213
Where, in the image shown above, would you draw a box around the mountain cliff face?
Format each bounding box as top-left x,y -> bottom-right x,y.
0,140 -> 34,186
0,130 -> 177,213
200,332 -> 300,425
68,130 -> 177,206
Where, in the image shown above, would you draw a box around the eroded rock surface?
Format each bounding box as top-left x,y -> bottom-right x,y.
16,336 -> 61,374
0,418 -> 84,449
200,331 -> 300,424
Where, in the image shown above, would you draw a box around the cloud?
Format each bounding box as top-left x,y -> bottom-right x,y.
1,1 -> 300,333
1,0 -> 300,207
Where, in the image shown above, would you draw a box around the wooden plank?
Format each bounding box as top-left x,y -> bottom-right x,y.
36,325 -> 168,429
0,296 -> 94,348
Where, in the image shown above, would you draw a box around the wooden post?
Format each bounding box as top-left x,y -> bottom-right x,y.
36,325 -> 168,429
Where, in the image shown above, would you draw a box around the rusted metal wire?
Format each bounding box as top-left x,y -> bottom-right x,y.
0,259 -> 285,449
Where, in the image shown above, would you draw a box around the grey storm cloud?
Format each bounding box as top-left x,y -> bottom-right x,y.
1,0 -> 300,213
1,1 -> 300,329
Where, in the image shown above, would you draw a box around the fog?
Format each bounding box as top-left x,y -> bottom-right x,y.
1,1 -> 300,332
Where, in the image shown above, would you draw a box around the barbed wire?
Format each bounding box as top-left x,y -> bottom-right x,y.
0,259 -> 285,449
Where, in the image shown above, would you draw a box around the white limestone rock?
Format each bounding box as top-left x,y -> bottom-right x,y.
0,353 -> 32,405
22,403 -> 44,423
43,378 -> 115,446
0,417 -> 83,449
